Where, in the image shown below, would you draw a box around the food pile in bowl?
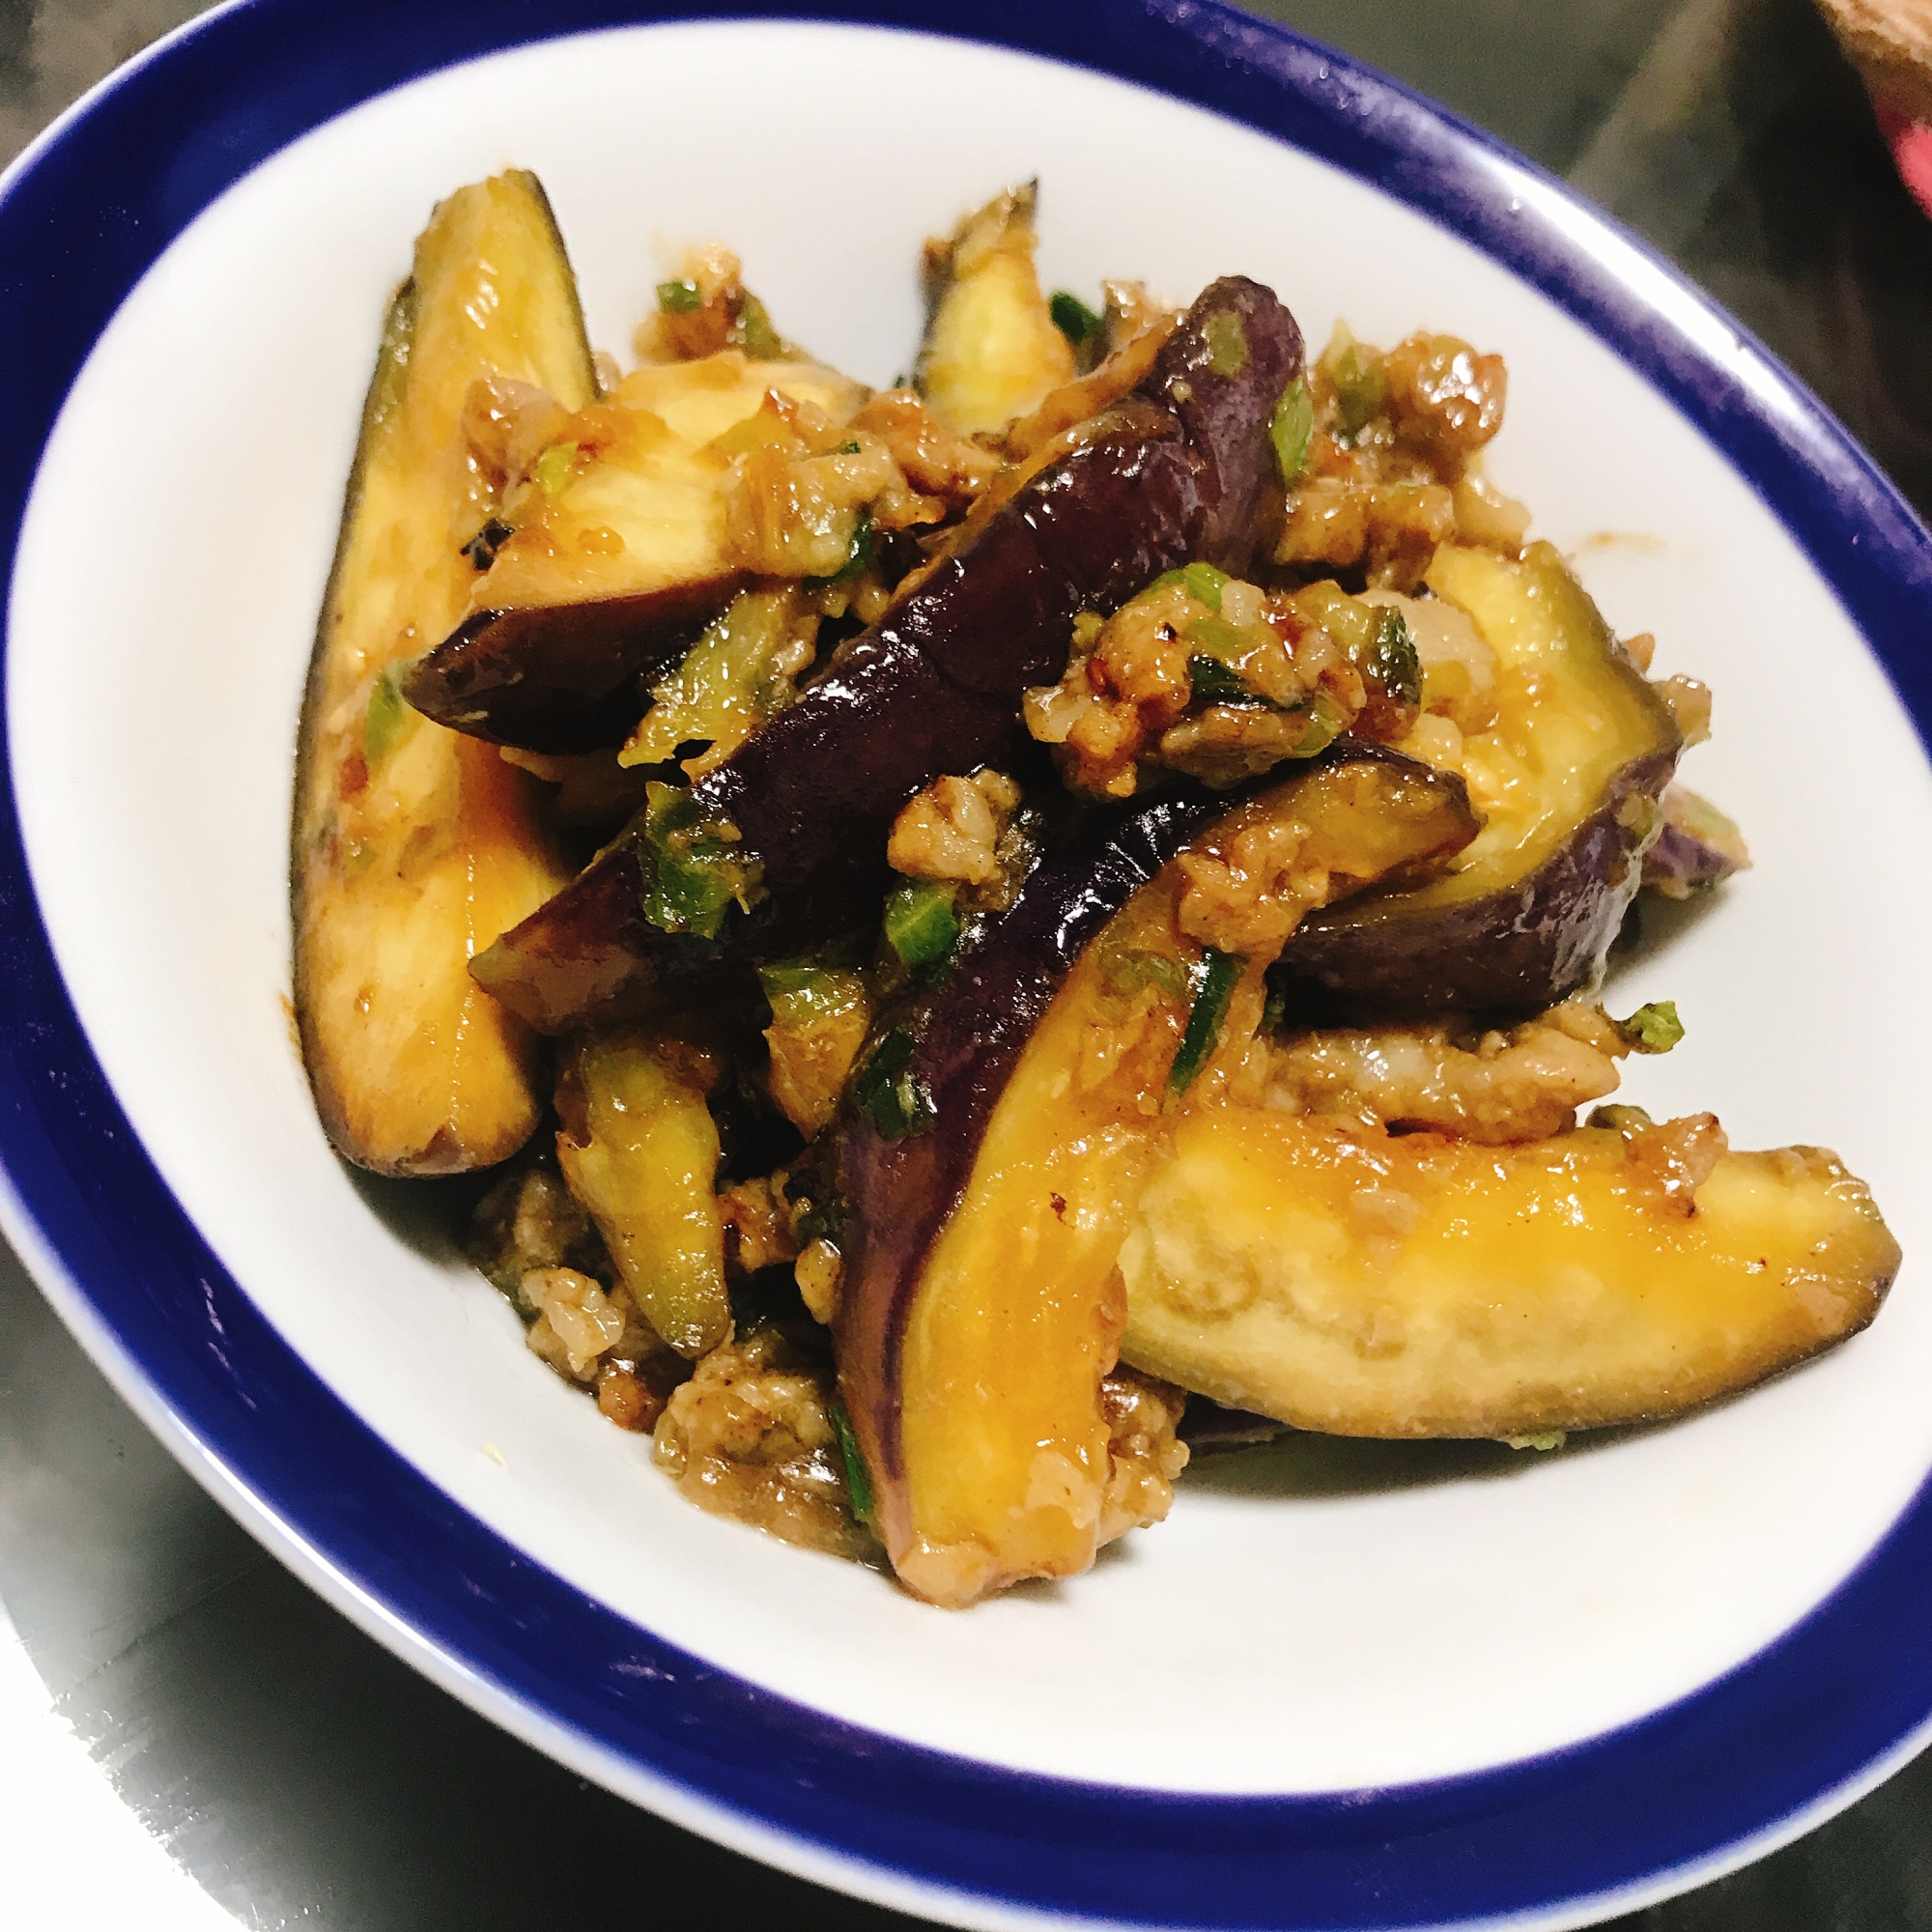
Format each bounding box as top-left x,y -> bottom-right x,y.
292,172 -> 1898,1609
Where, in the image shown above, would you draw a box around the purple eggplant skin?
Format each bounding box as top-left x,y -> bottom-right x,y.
1642,783 -> 1751,898
1272,741 -> 1679,1023
401,574 -> 742,753
469,277 -> 1305,1033
830,742 -> 1471,1506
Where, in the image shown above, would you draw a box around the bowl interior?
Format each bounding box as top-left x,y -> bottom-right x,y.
10,16 -> 1932,1797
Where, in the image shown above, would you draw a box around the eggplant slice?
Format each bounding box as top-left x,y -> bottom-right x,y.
292,171 -> 590,1175
1274,541 -> 1683,1019
831,745 -> 1481,1607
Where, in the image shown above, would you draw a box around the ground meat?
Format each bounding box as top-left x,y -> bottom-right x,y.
1024,576 -> 1369,799
887,769 -> 1022,885
519,1265 -> 672,1385
1652,673 -> 1713,746
850,388 -> 1001,505
630,243 -> 782,363
1249,997 -> 1630,1143
468,1162 -> 610,1295
1589,1106 -> 1731,1212
1095,1369 -> 1191,1548
1274,325 -> 1523,590
653,1324 -> 876,1560
719,1174 -> 802,1276
459,374 -> 571,493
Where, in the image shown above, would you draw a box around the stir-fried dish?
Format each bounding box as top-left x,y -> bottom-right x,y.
292,173 -> 1899,1608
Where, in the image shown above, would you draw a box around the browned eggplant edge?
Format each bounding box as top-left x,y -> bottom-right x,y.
468,278 -> 1306,1033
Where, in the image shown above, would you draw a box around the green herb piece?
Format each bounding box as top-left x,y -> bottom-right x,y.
736,291 -> 781,359
804,504 -> 872,591
532,440 -> 580,498
639,781 -> 761,940
1270,378 -> 1314,485
657,277 -> 703,314
1587,1104 -> 1656,1133
1100,943 -> 1191,1003
758,961 -> 862,1024
1188,653 -> 1254,706
1169,949 -> 1245,1094
1321,325 -> 1387,438
1615,1001 -> 1685,1054
883,879 -> 961,968
1290,691 -> 1347,759
1262,986 -> 1287,1035
1365,606 -> 1422,706
1049,290 -> 1106,347
1203,309 -> 1250,378
362,663 -> 413,769
1502,1431 -> 1567,1452
623,587 -> 807,773
1148,560 -> 1229,613
853,1027 -> 934,1139
828,1397 -> 875,1523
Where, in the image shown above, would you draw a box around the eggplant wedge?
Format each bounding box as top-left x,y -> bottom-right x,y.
405,352 -> 864,752
1118,1110 -> 1896,1435
831,746 -> 1479,1607
1274,542 -> 1682,1018
916,183 -> 1077,438
404,575 -> 741,755
292,172 -> 590,1175
472,275 -> 1307,1033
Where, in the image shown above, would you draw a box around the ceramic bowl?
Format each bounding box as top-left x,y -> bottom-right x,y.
4,4 -> 1931,1926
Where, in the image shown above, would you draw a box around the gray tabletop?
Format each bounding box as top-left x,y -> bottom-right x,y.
5,0 -> 1931,1925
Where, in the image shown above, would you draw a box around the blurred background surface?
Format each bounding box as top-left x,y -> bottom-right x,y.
5,0 -> 1932,1925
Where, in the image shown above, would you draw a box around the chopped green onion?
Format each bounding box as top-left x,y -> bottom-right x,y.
804,504 -> 872,591
1202,309 -> 1249,378
1290,692 -> 1348,759
1101,945 -> 1191,1003
532,440 -> 580,497
1366,607 -> 1422,706
1270,379 -> 1314,485
1169,949 -> 1245,1094
736,291 -> 781,359
1048,290 -> 1105,346
1615,1001 -> 1685,1054
1261,986 -> 1287,1035
853,1028 -> 933,1139
1588,1104 -> 1656,1133
639,781 -> 760,940
1322,326 -> 1387,438
883,879 -> 960,967
758,961 -> 866,1025
656,277 -> 703,314
362,663 -> 413,769
1502,1431 -> 1567,1452
1149,560 -> 1228,612
828,1397 -> 875,1523
1187,653 -> 1253,706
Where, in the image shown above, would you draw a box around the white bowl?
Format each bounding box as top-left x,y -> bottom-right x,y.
4,4 -> 1931,1926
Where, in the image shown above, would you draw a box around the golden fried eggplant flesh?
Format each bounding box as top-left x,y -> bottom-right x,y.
292,172 -> 590,1174
1117,1110 -> 1897,1436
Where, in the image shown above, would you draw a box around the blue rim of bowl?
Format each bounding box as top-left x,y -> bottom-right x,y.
4,3 -> 1931,1927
